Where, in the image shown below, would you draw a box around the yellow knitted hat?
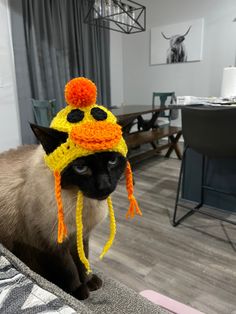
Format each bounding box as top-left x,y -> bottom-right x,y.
45,77 -> 142,273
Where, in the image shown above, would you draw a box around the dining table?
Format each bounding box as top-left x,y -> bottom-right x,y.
111,105 -> 167,130
111,105 -> 182,163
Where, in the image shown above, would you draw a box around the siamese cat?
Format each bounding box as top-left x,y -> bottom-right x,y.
0,124 -> 126,300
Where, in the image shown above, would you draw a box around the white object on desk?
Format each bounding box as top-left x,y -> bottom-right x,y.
176,95 -> 236,106
176,96 -> 221,105
221,67 -> 236,98
176,96 -> 207,105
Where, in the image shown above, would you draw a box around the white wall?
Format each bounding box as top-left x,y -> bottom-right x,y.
122,0 -> 236,107
0,0 -> 21,152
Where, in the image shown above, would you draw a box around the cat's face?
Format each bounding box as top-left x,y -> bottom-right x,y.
61,152 -> 126,200
31,124 -> 126,200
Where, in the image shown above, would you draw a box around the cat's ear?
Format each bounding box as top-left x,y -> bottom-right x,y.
30,123 -> 68,155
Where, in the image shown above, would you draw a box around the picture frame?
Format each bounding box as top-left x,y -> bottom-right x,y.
151,18 -> 204,65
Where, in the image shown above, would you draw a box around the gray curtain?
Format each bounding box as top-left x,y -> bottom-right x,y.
9,0 -> 111,144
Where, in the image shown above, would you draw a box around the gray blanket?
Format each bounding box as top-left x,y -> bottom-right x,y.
0,244 -> 170,313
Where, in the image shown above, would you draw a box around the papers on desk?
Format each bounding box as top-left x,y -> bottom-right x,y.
176,96 -> 236,106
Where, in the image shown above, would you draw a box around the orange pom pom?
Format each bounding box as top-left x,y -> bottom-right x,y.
65,77 -> 97,108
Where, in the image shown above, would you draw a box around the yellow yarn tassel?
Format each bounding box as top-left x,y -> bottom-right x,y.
75,193 -> 116,273
100,196 -> 116,260
76,191 -> 92,274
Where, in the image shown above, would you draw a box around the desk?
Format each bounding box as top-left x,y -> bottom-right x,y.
111,105 -> 182,163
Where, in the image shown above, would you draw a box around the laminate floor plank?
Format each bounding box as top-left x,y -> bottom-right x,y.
90,155 -> 236,314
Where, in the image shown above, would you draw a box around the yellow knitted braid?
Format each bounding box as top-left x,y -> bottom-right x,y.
100,196 -> 116,260
76,191 -> 92,274
75,192 -> 116,272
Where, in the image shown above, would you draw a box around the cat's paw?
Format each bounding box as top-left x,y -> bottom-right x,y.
87,274 -> 102,291
72,284 -> 90,300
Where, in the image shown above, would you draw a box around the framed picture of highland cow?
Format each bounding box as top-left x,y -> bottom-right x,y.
151,18 -> 204,65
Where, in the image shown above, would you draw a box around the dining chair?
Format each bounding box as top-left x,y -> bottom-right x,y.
137,92 -> 177,131
172,106 -> 236,227
32,98 -> 57,127
152,92 -> 177,126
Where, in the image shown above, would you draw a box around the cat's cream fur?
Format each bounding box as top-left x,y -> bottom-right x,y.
0,144 -> 108,251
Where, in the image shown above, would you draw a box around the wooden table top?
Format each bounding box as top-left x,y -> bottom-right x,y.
111,105 -> 167,119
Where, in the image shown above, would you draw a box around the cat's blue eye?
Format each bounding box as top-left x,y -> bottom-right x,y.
108,156 -> 118,167
73,165 -> 90,175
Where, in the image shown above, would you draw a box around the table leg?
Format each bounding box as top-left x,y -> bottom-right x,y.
165,131 -> 182,160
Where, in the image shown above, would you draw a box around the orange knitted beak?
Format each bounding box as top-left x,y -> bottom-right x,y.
70,121 -> 122,151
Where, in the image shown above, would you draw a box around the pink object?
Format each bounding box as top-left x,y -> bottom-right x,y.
140,290 -> 204,314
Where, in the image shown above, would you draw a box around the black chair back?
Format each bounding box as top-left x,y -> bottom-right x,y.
182,106 -> 236,158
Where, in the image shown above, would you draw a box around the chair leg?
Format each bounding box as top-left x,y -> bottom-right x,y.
173,153 -> 236,226
191,156 -> 206,210
172,147 -> 186,226
199,155 -> 205,208
172,146 -> 195,226
172,150 -> 206,226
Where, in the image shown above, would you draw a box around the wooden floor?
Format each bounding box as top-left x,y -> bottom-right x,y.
90,151 -> 236,314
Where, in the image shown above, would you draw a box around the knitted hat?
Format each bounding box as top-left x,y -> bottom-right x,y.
45,77 -> 142,273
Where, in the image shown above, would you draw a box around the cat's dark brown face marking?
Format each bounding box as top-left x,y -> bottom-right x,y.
30,124 -> 68,155
61,152 -> 126,200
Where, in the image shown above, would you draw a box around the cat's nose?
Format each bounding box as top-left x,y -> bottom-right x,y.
70,121 -> 122,151
96,174 -> 111,193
